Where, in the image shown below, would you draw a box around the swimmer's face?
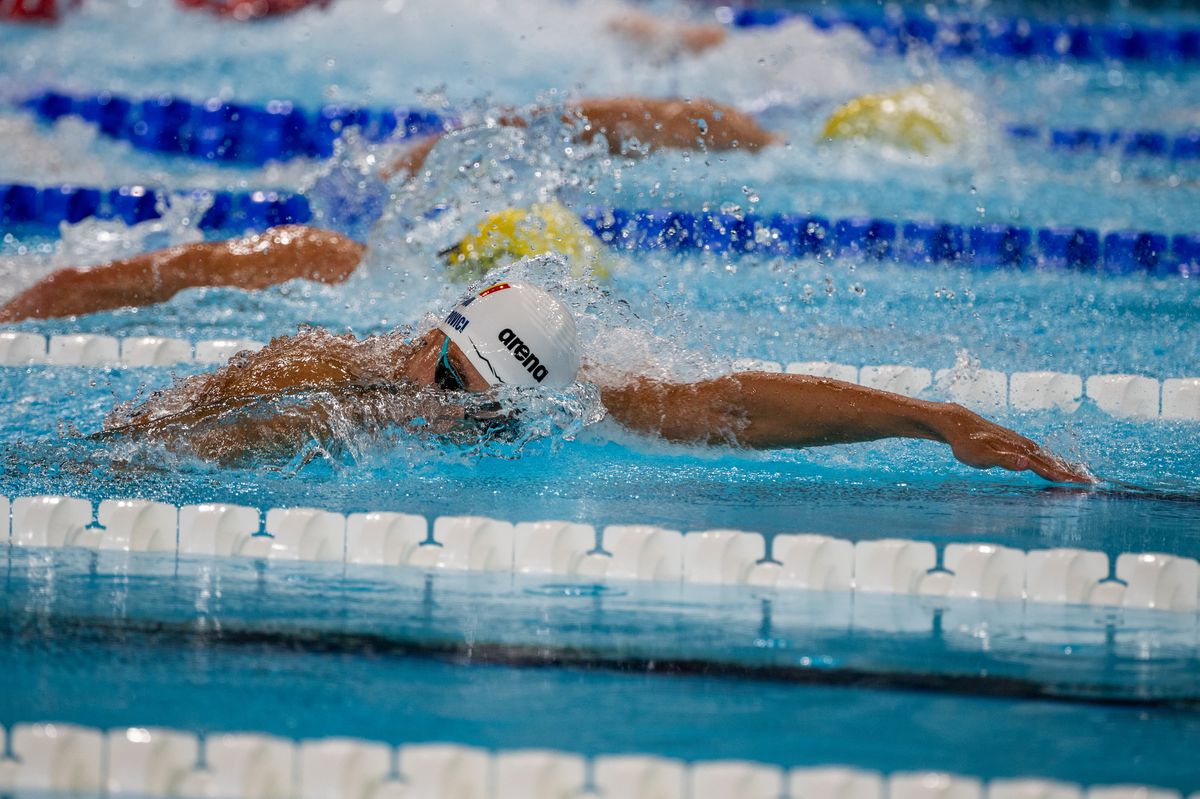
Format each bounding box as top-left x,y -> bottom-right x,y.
409,330 -> 491,393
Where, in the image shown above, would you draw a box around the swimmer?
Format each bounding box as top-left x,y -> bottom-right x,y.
102,280 -> 1092,484
0,96 -> 777,323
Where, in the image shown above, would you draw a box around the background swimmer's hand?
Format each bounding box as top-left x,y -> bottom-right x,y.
935,404 -> 1094,484
382,133 -> 444,181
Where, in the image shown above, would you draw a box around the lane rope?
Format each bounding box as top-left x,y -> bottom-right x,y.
4,493 -> 1200,614
18,88 -> 1200,170
726,6 -> 1200,65
1005,122 -> 1200,161
0,332 -> 1196,422
3,181 -> 1198,276
18,88 -> 451,165
0,718 -> 1186,797
0,181 -> 311,230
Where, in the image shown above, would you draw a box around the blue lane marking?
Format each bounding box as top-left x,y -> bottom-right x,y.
19,89 -> 451,165
578,208 -> 1196,276
19,88 -> 1200,169
729,6 -> 1200,65
1005,123 -> 1200,160
0,182 -> 311,231
2,180 -> 1196,276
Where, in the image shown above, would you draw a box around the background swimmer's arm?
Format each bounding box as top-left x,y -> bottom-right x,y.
569,97 -> 779,153
384,96 -> 779,178
607,10 -> 728,55
0,225 -> 364,322
598,372 -> 1091,483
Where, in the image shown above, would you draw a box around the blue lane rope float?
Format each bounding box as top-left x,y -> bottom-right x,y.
728,6 -> 1200,65
19,89 -> 450,165
0,182 -> 311,231
20,88 -> 1200,169
1005,123 -> 1200,160
2,180 -> 1197,276
580,207 -> 1200,276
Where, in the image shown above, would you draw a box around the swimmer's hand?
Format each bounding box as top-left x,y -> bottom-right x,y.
382,133 -> 443,181
934,405 -> 1094,484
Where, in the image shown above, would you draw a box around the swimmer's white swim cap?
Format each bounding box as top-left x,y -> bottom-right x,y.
437,281 -> 581,388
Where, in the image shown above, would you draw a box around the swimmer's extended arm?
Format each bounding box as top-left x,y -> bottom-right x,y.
598,372 -> 1092,483
607,10 -> 728,56
388,96 -> 778,179
568,97 -> 779,154
0,225 -> 365,322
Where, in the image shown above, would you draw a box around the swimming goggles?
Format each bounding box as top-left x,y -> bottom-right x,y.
434,334 -> 468,392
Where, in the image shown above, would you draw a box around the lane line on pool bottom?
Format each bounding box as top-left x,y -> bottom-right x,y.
4,496 -> 1200,616
8,610 -> 1188,705
0,331 -> 1195,421
0,718 -> 1186,798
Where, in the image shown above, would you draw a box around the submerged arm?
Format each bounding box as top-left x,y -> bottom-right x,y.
598,372 -> 1091,483
105,384 -> 466,467
101,331 -> 469,465
0,225 -> 365,322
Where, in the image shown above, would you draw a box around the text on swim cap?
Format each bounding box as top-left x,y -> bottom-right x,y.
444,310 -> 470,333
498,328 -> 549,383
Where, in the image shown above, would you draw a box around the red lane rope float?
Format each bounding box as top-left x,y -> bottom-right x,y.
0,0 -> 79,22
175,0 -> 331,21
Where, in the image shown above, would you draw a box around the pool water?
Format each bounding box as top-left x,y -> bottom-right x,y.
1,0 -> 1199,793
4,549 -> 1200,789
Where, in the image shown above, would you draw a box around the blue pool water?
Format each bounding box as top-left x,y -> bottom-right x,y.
1,0 -> 1199,793
4,549 -> 1200,788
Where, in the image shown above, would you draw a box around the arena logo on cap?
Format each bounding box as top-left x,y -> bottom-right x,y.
478,282 -> 511,298
498,328 -> 549,383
